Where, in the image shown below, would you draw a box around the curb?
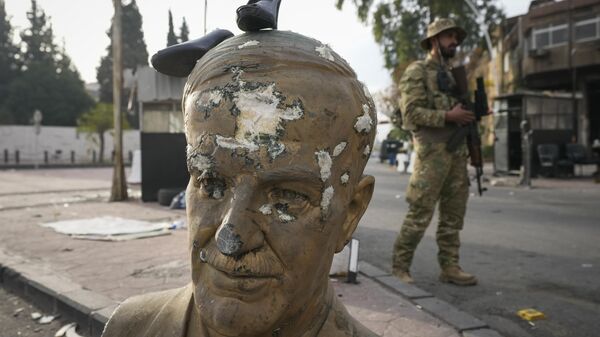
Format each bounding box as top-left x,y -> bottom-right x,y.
0,249 -> 503,337
0,251 -> 117,337
358,261 -> 504,337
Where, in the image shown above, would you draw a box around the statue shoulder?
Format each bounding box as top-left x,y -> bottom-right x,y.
102,285 -> 193,337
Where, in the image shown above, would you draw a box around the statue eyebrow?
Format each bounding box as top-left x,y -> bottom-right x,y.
258,166 -> 322,188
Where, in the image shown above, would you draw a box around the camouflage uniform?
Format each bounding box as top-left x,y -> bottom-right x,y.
392,53 -> 470,272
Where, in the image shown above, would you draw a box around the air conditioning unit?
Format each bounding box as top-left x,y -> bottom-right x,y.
529,48 -> 550,58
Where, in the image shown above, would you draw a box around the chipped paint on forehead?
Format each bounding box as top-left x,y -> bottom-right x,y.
340,172 -> 350,185
238,40 -> 260,49
320,186 -> 334,216
354,104 -> 373,134
215,135 -> 259,152
332,142 -> 347,157
212,70 -> 305,159
259,204 -> 273,215
315,151 -> 332,182
315,45 -> 335,62
363,145 -> 371,157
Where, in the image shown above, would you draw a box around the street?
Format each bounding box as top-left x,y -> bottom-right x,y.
359,161 -> 600,337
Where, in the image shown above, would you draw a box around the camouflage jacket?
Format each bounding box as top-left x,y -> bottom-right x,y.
398,55 -> 460,144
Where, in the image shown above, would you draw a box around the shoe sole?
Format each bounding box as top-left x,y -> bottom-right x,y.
237,6 -> 277,31
439,274 -> 478,286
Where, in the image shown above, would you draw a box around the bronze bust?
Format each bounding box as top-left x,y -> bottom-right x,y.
102,31 -> 378,337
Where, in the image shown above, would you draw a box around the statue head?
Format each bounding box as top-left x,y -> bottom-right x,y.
183,31 -> 376,336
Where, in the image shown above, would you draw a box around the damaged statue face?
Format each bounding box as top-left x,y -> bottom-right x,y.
183,32 -> 376,336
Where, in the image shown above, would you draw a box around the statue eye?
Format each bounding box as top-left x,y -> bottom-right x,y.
269,188 -> 308,209
195,174 -> 227,200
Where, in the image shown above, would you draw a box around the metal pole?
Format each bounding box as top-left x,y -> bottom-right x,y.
110,0 -> 128,201
569,0 -> 578,142
204,0 -> 207,35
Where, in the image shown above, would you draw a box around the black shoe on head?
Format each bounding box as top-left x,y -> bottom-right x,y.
236,0 -> 282,32
151,29 -> 234,77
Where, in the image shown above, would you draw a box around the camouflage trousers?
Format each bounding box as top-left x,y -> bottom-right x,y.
392,142 -> 469,271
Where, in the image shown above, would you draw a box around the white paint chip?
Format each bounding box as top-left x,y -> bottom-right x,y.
259,204 -> 273,215
354,104 -> 373,134
332,142 -> 347,157
340,173 -> 350,185
315,45 -> 335,62
321,186 -> 335,214
315,150 -> 333,182
276,210 -> 295,223
196,90 -> 223,108
238,40 -> 260,49
215,78 -> 304,158
215,135 -> 259,152
187,145 -> 213,171
364,145 -> 371,157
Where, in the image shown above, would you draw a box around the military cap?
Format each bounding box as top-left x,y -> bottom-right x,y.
420,18 -> 467,50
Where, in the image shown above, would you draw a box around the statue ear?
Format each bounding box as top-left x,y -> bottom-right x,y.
335,175 -> 375,253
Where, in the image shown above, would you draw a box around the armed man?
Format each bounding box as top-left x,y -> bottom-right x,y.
392,18 -> 479,286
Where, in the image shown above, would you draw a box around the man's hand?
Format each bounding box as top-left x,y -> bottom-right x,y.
445,104 -> 475,126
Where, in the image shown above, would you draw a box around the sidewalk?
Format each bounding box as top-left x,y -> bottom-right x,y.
0,168 -> 501,337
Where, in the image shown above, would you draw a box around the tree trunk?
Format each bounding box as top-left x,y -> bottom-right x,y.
428,0 -> 435,23
99,131 -> 105,163
110,0 -> 128,201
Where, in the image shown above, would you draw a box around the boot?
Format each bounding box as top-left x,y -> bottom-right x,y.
439,266 -> 477,286
392,268 -> 414,284
236,0 -> 282,32
151,29 -> 234,77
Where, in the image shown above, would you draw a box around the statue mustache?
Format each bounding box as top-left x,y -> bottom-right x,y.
199,242 -> 285,278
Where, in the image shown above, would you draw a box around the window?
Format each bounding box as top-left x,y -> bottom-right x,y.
575,17 -> 600,42
532,24 -> 568,49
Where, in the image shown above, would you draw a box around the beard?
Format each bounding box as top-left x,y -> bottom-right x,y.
440,44 -> 457,59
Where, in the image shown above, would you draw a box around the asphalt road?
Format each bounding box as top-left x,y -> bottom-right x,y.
358,161 -> 600,337
0,285 -> 88,337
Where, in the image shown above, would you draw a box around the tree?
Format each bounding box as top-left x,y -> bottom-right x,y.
0,0 -> 19,123
179,17 -> 189,43
77,103 -> 129,163
3,0 -> 93,126
167,10 -> 178,46
96,0 -> 149,105
336,0 -> 504,79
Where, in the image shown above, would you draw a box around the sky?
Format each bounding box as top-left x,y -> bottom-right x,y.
4,0 -> 530,94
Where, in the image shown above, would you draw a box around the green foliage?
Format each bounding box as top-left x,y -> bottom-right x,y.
482,144 -> 493,162
97,0 -> 149,104
78,103 -> 129,134
387,127 -> 410,142
1,0 -> 93,126
0,0 -> 19,122
336,0 -> 505,77
77,103 -> 129,163
179,17 -> 189,43
167,10 -> 178,47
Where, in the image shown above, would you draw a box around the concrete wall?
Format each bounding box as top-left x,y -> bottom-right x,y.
0,125 -> 140,165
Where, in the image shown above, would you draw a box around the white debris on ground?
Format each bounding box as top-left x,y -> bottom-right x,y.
55,323 -> 82,337
40,216 -> 177,241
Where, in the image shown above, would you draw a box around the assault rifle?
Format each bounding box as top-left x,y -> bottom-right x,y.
446,66 -> 488,196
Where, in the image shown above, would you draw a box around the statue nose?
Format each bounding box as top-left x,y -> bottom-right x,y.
215,178 -> 264,257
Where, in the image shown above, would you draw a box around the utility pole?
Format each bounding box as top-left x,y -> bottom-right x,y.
568,0 -> 578,143
204,0 -> 208,35
110,0 -> 128,201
